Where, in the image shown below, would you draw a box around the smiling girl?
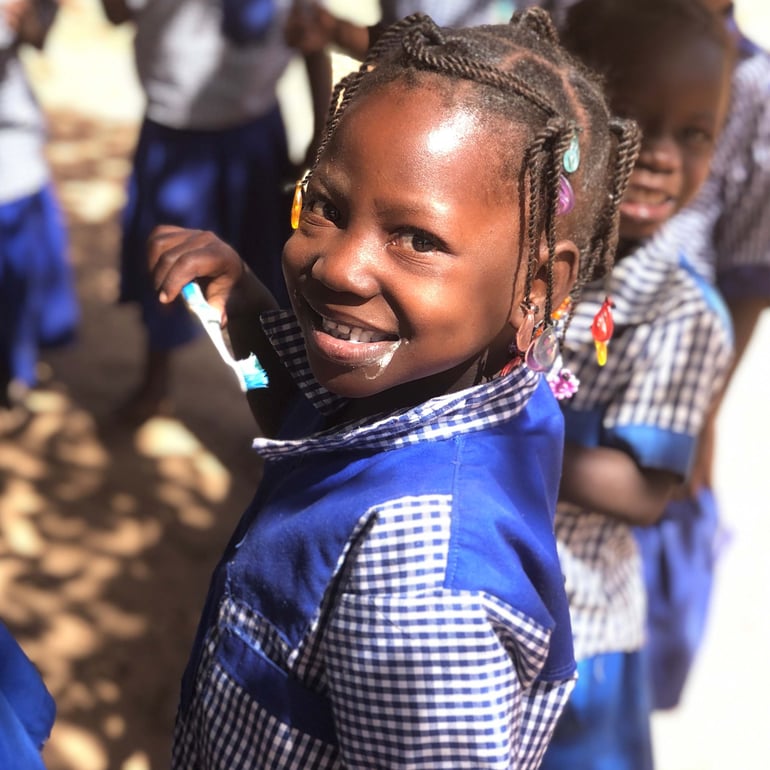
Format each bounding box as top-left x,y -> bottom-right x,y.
147,10 -> 638,768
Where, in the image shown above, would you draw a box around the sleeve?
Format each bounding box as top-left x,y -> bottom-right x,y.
323,590 -> 575,770
602,303 -> 733,477
713,53 -> 770,299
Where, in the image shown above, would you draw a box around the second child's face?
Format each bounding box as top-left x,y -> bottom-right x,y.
611,34 -> 729,241
283,81 -> 530,412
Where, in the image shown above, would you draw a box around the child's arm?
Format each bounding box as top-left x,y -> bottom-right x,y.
148,225 -> 299,437
559,441 -> 679,526
284,2 -> 373,61
99,0 -> 133,25
301,48 -> 332,169
6,0 -> 58,49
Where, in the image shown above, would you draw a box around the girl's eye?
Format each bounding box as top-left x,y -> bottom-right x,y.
392,230 -> 442,254
682,126 -> 714,148
306,198 -> 341,224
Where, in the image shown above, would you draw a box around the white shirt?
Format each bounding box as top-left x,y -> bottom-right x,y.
128,0 -> 298,130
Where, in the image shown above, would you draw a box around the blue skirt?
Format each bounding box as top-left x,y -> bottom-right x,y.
0,621 -> 56,769
540,651 -> 654,770
0,184 -> 79,386
119,108 -> 293,350
635,487 -> 720,710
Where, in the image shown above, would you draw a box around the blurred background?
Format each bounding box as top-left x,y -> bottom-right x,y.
1,1 -> 768,768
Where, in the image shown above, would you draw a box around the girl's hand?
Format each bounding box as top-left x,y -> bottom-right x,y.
284,2 -> 337,55
148,225 -> 245,323
2,0 -> 28,32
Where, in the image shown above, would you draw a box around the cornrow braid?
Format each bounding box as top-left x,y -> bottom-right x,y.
308,8 -> 640,327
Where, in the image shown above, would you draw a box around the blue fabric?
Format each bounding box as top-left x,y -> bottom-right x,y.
540,651 -> 653,770
221,0 -> 275,44
179,379 -> 575,729
0,622 -> 55,769
0,185 -> 79,385
119,110 -> 292,350
635,486 -> 720,710
563,408 -> 695,477
717,264 -> 770,301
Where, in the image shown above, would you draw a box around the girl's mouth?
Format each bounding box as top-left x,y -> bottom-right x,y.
321,317 -> 396,344
302,306 -> 402,369
620,186 -> 677,227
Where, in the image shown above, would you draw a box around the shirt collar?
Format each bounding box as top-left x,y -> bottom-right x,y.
254,309 -> 543,459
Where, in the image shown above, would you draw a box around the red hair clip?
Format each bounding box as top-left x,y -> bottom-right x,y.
591,296 -> 614,366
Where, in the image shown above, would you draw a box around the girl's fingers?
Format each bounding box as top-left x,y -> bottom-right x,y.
147,226 -> 241,309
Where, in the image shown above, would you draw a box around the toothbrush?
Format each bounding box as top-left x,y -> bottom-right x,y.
181,282 -> 268,391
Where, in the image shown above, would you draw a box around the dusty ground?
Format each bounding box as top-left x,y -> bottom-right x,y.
1,107 -> 264,770
1,2 -> 769,770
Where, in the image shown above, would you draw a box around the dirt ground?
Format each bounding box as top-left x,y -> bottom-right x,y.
1,8 -> 269,768
1,2 -> 769,770
1,106 -> 265,770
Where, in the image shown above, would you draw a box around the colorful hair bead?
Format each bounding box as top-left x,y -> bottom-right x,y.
563,133 -> 580,173
547,367 -> 580,400
290,179 -> 304,230
556,175 -> 575,216
591,296 -> 615,366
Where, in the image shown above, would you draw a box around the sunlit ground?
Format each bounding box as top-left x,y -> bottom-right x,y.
2,1 -> 768,768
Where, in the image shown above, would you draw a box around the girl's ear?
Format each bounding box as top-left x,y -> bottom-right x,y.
523,238 -> 580,324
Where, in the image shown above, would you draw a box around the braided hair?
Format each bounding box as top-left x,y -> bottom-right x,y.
307,8 -> 640,323
562,0 -> 734,80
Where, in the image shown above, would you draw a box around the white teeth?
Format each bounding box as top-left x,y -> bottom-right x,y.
321,317 -> 391,343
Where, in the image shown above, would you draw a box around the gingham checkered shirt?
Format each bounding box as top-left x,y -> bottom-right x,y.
171,311 -> 577,769
556,242 -> 734,660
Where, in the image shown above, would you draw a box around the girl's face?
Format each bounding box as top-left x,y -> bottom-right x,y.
283,82 -> 555,413
611,33 -> 730,241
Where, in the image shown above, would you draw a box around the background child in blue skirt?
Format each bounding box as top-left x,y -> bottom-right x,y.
0,0 -> 79,408
99,0 -> 332,423
540,1 -> 736,767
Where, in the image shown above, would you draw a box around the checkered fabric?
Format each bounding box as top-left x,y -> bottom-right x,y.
556,242 -> 734,659
171,311 -> 577,769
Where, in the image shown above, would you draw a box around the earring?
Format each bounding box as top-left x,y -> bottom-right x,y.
591,296 -> 615,366
516,302 -> 537,352
290,178 -> 304,230
525,326 -> 560,372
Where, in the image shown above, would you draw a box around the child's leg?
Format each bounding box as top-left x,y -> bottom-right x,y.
540,650 -> 653,770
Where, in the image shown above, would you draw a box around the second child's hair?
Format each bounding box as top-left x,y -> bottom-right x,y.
308,8 -> 640,319
562,0 -> 734,94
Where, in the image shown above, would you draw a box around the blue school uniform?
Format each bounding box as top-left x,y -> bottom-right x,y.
0,621 -> 56,769
119,110 -> 292,350
0,185 -> 78,387
172,310 -> 576,770
541,240 -> 733,770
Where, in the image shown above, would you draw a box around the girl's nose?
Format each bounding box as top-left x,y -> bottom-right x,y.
637,134 -> 681,174
310,230 -> 380,297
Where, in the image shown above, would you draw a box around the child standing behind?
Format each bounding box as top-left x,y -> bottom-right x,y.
147,10 -> 639,767
0,0 -> 78,408
100,0 -> 331,423
540,1 -> 736,768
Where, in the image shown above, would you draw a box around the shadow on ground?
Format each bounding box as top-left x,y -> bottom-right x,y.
1,111 -> 263,770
